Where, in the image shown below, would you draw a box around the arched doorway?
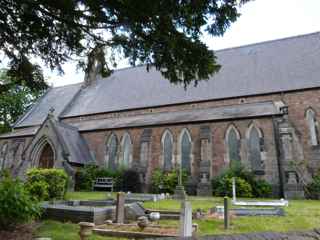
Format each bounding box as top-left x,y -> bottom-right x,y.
38,143 -> 54,168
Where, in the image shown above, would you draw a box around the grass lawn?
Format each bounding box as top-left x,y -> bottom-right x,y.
35,192 -> 320,239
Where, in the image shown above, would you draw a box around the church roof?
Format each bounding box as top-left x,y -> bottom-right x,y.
71,101 -> 283,131
14,31 -> 320,128
14,83 -> 81,128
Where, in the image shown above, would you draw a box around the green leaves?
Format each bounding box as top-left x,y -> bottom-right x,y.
0,70 -> 45,133
0,0 -> 249,87
0,172 -> 41,230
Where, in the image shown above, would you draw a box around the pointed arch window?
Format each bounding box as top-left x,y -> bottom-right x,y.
306,109 -> 319,146
247,125 -> 264,172
226,125 -> 241,165
121,133 -> 132,168
162,130 -> 173,171
180,129 -> 192,173
106,133 -> 118,170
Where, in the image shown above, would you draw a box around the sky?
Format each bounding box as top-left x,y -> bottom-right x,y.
43,0 -> 320,86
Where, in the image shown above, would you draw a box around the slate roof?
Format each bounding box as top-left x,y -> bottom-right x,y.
52,120 -> 92,165
71,101 -> 283,132
14,83 -> 81,128
13,31 -> 320,128
0,126 -> 39,139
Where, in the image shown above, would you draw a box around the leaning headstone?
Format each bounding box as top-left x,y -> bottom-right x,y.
125,202 -> 146,220
115,192 -> 125,223
179,201 -> 193,237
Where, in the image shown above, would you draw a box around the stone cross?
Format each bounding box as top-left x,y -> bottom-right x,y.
115,192 -> 125,223
179,201 -> 192,237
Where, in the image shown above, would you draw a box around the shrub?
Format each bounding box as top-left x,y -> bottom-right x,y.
117,169 -> 142,193
75,164 -> 123,191
212,164 -> 272,198
26,168 -> 68,200
305,173 -> 320,199
25,180 -> 49,201
151,168 -> 188,194
213,176 -> 253,197
0,172 -> 41,230
253,179 -> 273,198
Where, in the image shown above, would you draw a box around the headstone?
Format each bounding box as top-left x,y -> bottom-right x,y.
179,201 -> 193,237
115,192 -> 125,223
125,202 -> 146,220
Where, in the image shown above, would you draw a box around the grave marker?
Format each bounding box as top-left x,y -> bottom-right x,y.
179,201 -> 192,237
115,192 -> 125,223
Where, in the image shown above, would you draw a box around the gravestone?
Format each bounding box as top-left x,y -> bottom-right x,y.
125,202 -> 146,220
179,201 -> 193,237
115,192 -> 125,223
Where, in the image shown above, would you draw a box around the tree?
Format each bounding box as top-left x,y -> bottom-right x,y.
0,0 -> 250,88
0,70 -> 46,133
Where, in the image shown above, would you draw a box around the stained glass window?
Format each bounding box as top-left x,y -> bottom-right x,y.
227,127 -> 240,165
248,127 -> 262,171
122,133 -> 132,168
163,131 -> 173,171
181,130 -> 191,173
107,134 -> 118,170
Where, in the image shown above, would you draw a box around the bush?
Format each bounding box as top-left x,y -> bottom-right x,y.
25,168 -> 68,201
117,169 -> 142,193
151,168 -> 188,194
212,164 -> 272,198
0,172 -> 41,230
213,176 -> 253,198
305,174 -> 320,200
75,164 -> 123,191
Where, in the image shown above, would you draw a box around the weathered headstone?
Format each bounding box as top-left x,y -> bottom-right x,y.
115,192 -> 125,223
179,201 -> 193,237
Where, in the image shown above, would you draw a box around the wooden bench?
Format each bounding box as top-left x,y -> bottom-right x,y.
92,177 -> 114,192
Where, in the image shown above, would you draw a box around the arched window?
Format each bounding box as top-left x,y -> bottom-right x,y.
247,125 -> 264,172
106,133 -> 118,170
180,129 -> 192,173
226,125 -> 241,165
0,142 -> 8,170
306,109 -> 318,146
121,132 -> 132,168
162,130 -> 173,171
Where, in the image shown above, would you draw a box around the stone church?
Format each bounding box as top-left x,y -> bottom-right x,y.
1,32 -> 320,198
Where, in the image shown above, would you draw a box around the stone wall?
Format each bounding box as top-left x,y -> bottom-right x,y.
1,88 -> 319,196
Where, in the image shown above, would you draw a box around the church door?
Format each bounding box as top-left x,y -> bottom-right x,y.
38,143 -> 54,168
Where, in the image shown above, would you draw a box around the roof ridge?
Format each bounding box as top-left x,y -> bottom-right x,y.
214,31 -> 320,53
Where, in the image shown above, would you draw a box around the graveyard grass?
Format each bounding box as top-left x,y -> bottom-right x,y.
36,192 -> 320,239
